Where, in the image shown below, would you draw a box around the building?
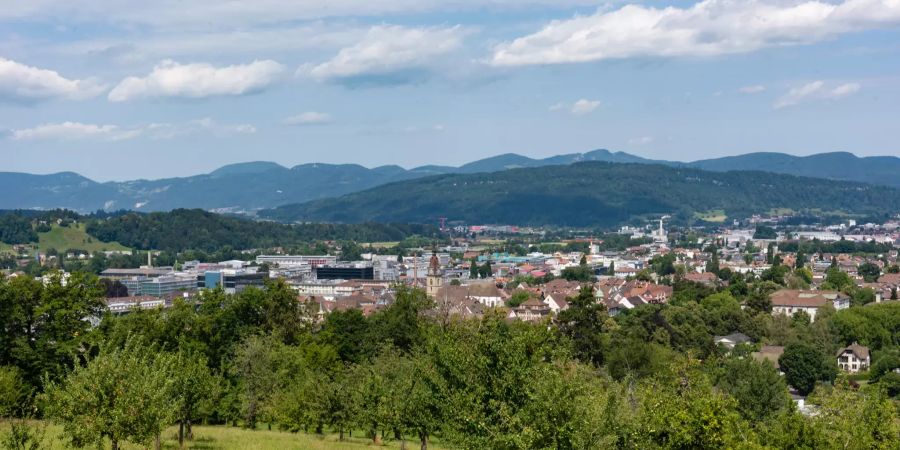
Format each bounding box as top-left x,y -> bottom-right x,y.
426,252 -> 443,298
100,267 -> 172,280
197,270 -> 268,294
769,289 -> 850,322
714,332 -> 753,349
837,343 -> 870,373
256,255 -> 336,267
140,275 -> 198,297
316,266 -> 374,280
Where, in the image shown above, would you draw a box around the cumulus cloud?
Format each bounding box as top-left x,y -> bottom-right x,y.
550,99 -> 601,116
491,0 -> 900,66
0,57 -> 106,102
11,118 -> 255,141
738,85 -> 767,94
282,112 -> 333,126
774,80 -> 860,108
306,25 -> 468,84
108,59 -> 284,102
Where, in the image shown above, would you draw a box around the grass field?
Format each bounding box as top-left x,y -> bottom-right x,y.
368,242 -> 400,249
0,422 -> 447,450
37,224 -> 130,253
694,210 -> 727,223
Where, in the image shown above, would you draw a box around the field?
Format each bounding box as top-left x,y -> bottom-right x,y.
37,224 -> 130,253
694,210 -> 727,223
0,422 -> 447,450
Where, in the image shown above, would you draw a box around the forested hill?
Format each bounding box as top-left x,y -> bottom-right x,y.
259,162 -> 900,227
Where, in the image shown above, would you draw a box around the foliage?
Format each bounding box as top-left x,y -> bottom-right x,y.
714,357 -> 791,421
556,286 -> 607,366
86,209 -> 439,252
0,216 -> 37,245
779,343 -> 837,396
42,339 -> 175,450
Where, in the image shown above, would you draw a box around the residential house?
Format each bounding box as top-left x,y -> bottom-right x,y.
837,343 -> 871,373
769,289 -> 850,322
714,332 -> 753,349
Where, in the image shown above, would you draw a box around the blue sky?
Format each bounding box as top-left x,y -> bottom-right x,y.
1,0 -> 899,181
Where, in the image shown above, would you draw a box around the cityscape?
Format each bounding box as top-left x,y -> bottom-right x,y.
3,0 -> 900,449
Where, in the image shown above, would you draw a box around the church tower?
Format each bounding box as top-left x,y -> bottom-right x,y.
426,251 -> 443,298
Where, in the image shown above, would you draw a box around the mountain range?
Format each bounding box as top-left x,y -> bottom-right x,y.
2,150 -> 898,214
258,162 -> 900,227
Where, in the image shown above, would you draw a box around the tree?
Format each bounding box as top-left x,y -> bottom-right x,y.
469,258 -> 479,279
779,343 -> 837,396
479,261 -> 493,279
809,380 -> 900,448
507,290 -> 531,308
43,340 -> 174,450
579,254 -> 587,266
822,267 -> 854,291
561,265 -> 593,282
606,261 -> 615,276
705,250 -> 720,276
715,358 -> 791,421
170,349 -> 214,446
0,366 -> 29,418
231,335 -> 278,429
753,225 -> 777,240
857,262 -> 881,283
556,286 -> 607,366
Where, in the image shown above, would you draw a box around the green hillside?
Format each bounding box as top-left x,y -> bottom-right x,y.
38,223 -> 130,253
260,162 -> 900,227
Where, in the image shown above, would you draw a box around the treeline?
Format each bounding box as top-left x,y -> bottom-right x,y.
2,271 -> 899,449
0,214 -> 37,245
779,238 -> 895,255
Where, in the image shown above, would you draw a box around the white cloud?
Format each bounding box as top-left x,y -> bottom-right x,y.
11,118 -> 255,141
0,57 -> 105,102
491,0 -> 900,66
738,85 -> 766,94
551,99 -> 601,116
774,80 -> 861,108
11,122 -> 139,141
108,59 -> 284,102
628,136 -> 654,146
282,112 -> 333,126
306,25 -> 468,82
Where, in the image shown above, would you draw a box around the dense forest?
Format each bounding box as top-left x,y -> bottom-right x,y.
1,271 -> 898,449
259,162 -> 900,226
0,209 -> 440,252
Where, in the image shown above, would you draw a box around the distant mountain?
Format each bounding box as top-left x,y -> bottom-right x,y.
259,162 -> 900,227
1,150 -> 897,213
686,152 -> 900,188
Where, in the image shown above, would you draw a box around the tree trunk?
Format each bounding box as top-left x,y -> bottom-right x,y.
111,439 -> 119,450
315,422 -> 323,435
339,427 -> 344,441
187,420 -> 193,440
179,421 -> 185,447
420,431 -> 428,450
154,433 -> 161,450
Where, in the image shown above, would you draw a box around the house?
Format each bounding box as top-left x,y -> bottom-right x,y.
769,289 -> 850,322
751,345 -> 785,370
714,332 -> 753,349
684,272 -> 718,286
837,343 -> 870,373
508,297 -> 552,322
543,292 -> 569,313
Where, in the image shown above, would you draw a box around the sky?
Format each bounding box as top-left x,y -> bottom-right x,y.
1,0 -> 899,181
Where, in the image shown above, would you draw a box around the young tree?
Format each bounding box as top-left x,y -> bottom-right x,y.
857,262 -> 881,283
43,341 -> 174,450
170,349 -> 214,446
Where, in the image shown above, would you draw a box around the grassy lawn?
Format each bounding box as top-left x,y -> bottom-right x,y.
37,224 -> 130,253
694,210 -> 727,223
0,422 -> 448,450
